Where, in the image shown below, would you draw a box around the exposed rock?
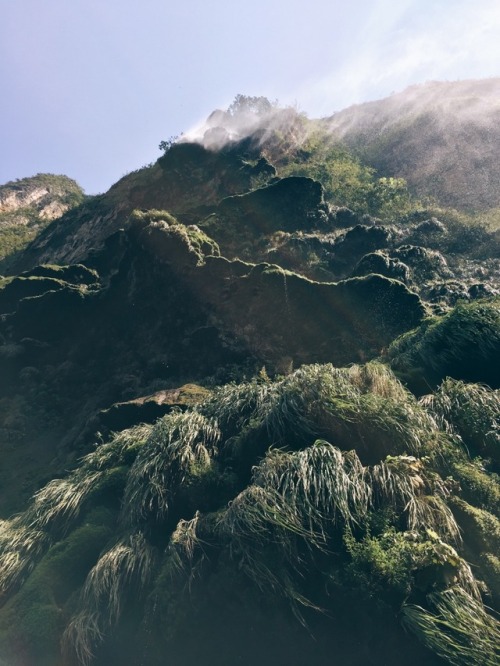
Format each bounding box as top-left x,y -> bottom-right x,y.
414,217 -> 447,236
264,232 -> 336,280
0,174 -> 83,221
468,282 -> 499,300
9,146 -> 276,273
137,216 -> 425,367
329,206 -> 365,228
424,280 -> 471,306
98,384 -> 210,432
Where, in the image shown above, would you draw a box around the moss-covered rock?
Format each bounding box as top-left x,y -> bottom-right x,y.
387,299 -> 500,392
353,250 -> 411,283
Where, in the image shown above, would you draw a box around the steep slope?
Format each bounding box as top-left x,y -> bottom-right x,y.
0,174 -> 84,270
9,145 -> 276,273
0,89 -> 499,666
325,78 -> 500,211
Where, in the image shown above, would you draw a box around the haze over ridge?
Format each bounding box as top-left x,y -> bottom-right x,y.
2,0 -> 500,194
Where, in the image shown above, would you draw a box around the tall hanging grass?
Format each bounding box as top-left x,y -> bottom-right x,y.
122,411 -> 220,526
24,425 -> 152,535
0,519 -> 48,595
345,361 -> 412,401
25,474 -> 102,533
3,362 -> 496,664
370,456 -> 461,544
421,378 -> 500,460
202,363 -> 441,465
402,587 -> 500,665
81,424 -> 152,471
216,436 -> 463,613
216,484 -> 314,609
200,379 -> 277,435
0,425 -> 150,601
167,511 -> 211,581
252,442 -> 371,533
62,532 -> 157,666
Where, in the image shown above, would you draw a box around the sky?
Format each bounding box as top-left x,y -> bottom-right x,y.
1,0 -> 500,194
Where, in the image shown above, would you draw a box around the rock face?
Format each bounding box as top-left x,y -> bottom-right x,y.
9,144 -> 276,272
0,99 -> 500,666
0,209 -> 425,514
0,174 -> 85,271
98,384 -> 210,432
0,173 -> 83,221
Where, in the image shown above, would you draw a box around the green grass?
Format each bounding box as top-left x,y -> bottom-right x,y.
62,532 -> 157,666
0,362 -> 499,664
402,587 -> 500,665
388,299 -> 500,392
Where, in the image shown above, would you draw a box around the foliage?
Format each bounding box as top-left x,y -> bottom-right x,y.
402,587 -> 500,665
62,532 -> 157,666
122,412 -> 220,526
158,135 -> 179,152
279,128 -> 415,217
343,527 -> 466,597
421,379 -> 500,464
227,94 -> 279,117
452,461 -> 500,516
0,510 -> 114,666
0,362 -> 499,664
388,299 -> 500,392
0,173 -> 85,268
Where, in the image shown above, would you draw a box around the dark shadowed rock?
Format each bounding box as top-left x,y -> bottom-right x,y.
329,224 -> 392,276
352,251 -> 411,283
137,216 -> 425,367
330,206 -> 364,228
393,245 -> 453,282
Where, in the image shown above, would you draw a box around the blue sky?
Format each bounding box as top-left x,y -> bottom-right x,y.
1,0 -> 500,194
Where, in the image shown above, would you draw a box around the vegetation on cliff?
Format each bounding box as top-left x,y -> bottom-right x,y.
0,89 -> 499,665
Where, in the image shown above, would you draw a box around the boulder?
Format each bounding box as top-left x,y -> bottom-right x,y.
352,251 -> 410,283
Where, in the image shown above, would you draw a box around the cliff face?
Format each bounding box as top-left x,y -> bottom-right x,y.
8,145 -> 276,272
0,173 -> 84,220
0,174 -> 84,270
0,88 -> 499,666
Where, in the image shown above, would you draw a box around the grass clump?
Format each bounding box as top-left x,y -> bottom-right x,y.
202,363 -> 441,466
452,460 -> 500,516
388,299 -> 500,392
122,412 -> 220,526
62,532 -> 157,666
0,362 -> 498,664
0,426 -> 149,599
402,587 -> 500,665
421,379 -> 500,464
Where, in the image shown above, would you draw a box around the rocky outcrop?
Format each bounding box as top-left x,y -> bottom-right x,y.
353,251 -> 411,283
0,174 -> 83,221
200,176 -> 330,261
136,214 -> 425,367
9,145 -> 276,273
98,384 -> 210,432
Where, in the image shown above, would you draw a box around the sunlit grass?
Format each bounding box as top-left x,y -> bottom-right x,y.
402,587 -> 500,665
